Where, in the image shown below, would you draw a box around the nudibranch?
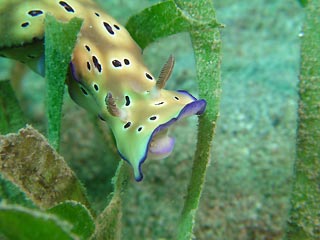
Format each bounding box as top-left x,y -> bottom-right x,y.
0,0 -> 206,181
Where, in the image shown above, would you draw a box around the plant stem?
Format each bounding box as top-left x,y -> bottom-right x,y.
285,1 -> 320,239
175,1 -> 221,239
177,25 -> 221,240
93,162 -> 130,240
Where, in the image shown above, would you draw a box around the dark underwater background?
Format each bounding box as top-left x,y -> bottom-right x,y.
0,0 -> 303,239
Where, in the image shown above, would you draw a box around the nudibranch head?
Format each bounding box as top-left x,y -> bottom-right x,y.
104,89 -> 206,181
68,53 -> 206,181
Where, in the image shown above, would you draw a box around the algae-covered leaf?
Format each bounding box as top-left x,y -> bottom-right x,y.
0,126 -> 91,211
126,1 -> 221,239
48,201 -> 95,240
0,205 -> 76,240
0,80 -> 25,134
45,15 -> 83,150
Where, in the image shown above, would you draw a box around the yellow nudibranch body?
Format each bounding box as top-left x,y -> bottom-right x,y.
0,0 -> 206,181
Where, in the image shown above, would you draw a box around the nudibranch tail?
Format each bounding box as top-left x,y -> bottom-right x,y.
0,0 -> 207,181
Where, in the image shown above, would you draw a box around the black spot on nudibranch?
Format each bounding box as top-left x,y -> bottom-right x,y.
59,1 -> 75,13
98,114 -> 106,121
80,87 -> 88,95
124,59 -> 130,65
124,122 -> 132,129
174,96 -> 180,100
92,56 -> 102,72
125,96 -> 131,106
112,60 -> 122,68
21,22 -> 30,28
149,116 -> 158,121
145,73 -> 153,80
155,102 -> 164,106
137,127 -> 143,132
114,24 -> 120,30
93,84 -> 99,91
95,12 -> 100,17
85,45 -> 91,52
87,62 -> 91,71
32,37 -> 42,42
28,10 -> 44,17
103,22 -> 114,35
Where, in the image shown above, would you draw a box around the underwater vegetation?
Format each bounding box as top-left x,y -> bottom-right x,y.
0,0 -> 318,239
285,0 -> 320,239
0,0 -> 219,239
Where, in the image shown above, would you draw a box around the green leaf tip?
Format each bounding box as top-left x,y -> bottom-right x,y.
48,201 -> 95,240
45,15 -> 83,150
298,0 -> 309,7
0,205 -> 76,240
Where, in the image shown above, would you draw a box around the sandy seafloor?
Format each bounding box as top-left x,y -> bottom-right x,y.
0,0 -> 304,239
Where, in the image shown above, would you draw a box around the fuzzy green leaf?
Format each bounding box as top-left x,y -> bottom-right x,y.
126,1 -> 221,239
178,26 -> 221,240
0,205 -> 76,240
48,201 -> 95,240
285,0 -> 320,239
0,173 -> 35,208
0,80 -> 25,134
126,0 -> 220,50
45,15 -> 83,150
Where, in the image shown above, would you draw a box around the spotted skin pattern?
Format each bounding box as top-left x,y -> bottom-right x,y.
0,0 -> 206,181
